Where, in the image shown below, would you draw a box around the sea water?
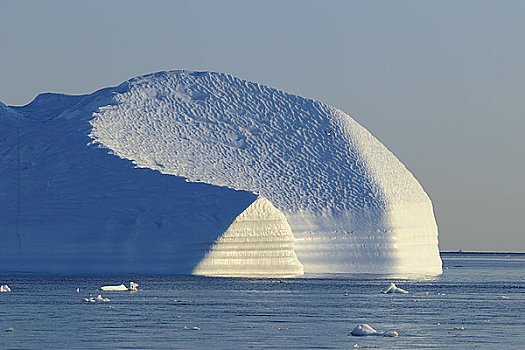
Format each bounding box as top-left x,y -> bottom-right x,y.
1,253 -> 524,349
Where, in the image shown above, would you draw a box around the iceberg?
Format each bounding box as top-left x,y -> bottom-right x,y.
0,70 -> 442,276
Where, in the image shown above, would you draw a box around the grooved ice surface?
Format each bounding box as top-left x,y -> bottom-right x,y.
90,71 -> 428,212
194,197 -> 304,277
0,70 -> 442,275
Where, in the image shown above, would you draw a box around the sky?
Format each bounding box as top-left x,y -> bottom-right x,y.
1,0 -> 523,251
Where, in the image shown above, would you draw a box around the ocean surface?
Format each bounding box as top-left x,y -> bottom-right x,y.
1,252 -> 524,349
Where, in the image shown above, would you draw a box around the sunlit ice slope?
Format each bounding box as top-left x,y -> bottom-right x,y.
0,70 -> 441,276
89,71 -> 442,275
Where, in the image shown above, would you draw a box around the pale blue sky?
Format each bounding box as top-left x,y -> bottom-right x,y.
1,0 -> 524,251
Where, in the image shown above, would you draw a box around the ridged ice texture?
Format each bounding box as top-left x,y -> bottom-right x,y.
90,71 -> 429,211
89,71 -> 442,275
193,197 -> 304,277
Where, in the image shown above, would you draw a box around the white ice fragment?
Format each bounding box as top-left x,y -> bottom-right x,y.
95,295 -> 110,302
101,284 -> 128,291
83,295 -> 110,303
350,324 -> 378,336
101,282 -> 138,291
0,285 -> 11,292
382,331 -> 399,337
350,324 -> 398,337
383,282 -> 408,294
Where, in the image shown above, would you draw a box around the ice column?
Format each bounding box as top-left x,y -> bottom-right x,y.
193,197 -> 304,277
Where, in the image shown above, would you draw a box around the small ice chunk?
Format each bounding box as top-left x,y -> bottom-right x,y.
382,330 -> 399,337
101,284 -> 128,291
96,295 -> 110,302
383,282 -> 408,294
101,282 -> 138,291
351,324 -> 378,336
1,285 -> 11,292
129,282 -> 138,291
83,295 -> 110,303
350,324 -> 398,337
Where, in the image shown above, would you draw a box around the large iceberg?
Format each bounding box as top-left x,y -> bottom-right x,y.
0,71 -> 442,276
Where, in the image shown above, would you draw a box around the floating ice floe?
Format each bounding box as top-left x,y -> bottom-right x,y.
383,282 -> 408,294
82,295 -> 110,303
101,282 -> 138,291
350,324 -> 398,337
0,285 -> 11,292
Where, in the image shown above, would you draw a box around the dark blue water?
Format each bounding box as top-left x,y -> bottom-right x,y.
1,253 -> 524,349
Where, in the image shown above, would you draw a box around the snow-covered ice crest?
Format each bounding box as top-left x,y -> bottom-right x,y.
0,70 -> 442,276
